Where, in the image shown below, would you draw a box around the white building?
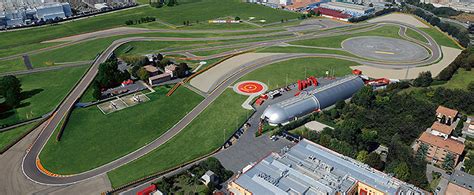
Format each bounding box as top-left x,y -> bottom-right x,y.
320,2 -> 374,17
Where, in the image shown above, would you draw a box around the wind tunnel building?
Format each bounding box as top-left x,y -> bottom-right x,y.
262,75 -> 364,126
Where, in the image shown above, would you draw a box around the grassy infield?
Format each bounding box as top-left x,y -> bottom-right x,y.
0,1 -> 466,188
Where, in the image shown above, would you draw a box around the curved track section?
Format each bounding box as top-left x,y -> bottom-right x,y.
22,21 -> 442,185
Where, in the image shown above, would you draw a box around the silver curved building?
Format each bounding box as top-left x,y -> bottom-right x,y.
262,75 -> 364,126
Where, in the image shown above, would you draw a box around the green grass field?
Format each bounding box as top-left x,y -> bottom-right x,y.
0,122 -> 37,152
257,46 -> 356,57
289,25 -> 401,48
0,66 -> 88,127
0,58 -> 25,73
239,57 -> 356,89
0,0 -> 299,59
107,89 -> 251,188
419,27 -> 462,49
406,28 -> 428,43
437,70 -> 474,90
39,86 -> 203,174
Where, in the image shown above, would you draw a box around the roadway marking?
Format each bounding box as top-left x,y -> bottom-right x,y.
374,51 -> 395,55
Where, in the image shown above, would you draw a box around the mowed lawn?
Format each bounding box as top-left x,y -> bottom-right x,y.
239,57 -> 356,89
437,70 -> 474,90
107,89 -> 251,188
289,25 -> 401,48
405,28 -> 428,43
0,0 -> 299,59
0,122 -> 37,152
419,27 -> 462,49
0,58 -> 25,74
39,87 -> 204,174
0,66 -> 88,126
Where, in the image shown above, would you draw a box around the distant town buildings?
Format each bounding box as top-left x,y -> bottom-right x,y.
228,139 -> 427,195
419,0 -> 474,13
413,106 -> 465,168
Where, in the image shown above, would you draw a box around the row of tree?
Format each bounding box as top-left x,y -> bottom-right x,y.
125,16 -> 156,25
405,0 -> 461,17
408,7 -> 470,47
150,0 -> 178,8
438,47 -> 473,81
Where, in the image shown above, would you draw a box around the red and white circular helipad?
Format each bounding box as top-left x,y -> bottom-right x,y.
233,81 -> 267,96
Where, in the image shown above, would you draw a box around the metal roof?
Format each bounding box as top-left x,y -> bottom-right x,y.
232,139 -> 427,195
262,75 -> 364,125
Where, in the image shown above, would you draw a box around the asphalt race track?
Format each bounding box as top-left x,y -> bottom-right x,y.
17,20 -> 442,186
342,36 -> 430,62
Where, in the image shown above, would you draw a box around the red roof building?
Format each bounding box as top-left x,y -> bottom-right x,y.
314,7 -> 351,21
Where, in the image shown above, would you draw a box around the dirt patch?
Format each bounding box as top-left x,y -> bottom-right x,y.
450,13 -> 474,23
351,46 -> 462,79
190,53 -> 281,93
369,13 -> 429,28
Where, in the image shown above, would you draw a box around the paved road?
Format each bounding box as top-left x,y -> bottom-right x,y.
20,21 -> 443,186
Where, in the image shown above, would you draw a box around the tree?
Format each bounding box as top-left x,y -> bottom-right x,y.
176,62 -> 189,78
464,153 -> 474,174
468,81 -> 474,92
156,53 -> 164,61
235,16 -> 240,21
443,152 -> 455,171
394,162 -> 410,181
356,150 -> 369,163
366,152 -> 384,170
0,75 -> 22,107
351,86 -> 375,108
137,67 -> 150,81
416,143 -> 429,160
429,17 -> 440,26
92,80 -> 102,100
413,71 -> 433,87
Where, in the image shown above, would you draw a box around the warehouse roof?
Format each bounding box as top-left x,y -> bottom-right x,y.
232,139 -> 427,195
418,132 -> 465,155
314,7 -> 351,19
431,121 -> 453,135
436,106 -> 458,118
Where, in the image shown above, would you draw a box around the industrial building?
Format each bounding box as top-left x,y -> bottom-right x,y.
320,2 -> 374,17
228,139 -> 428,195
261,75 -> 364,126
0,1 -> 72,28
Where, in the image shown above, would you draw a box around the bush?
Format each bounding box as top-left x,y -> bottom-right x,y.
413,71 -> 433,87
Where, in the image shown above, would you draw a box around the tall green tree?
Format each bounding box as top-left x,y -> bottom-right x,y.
413,71 -> 433,87
0,75 -> 22,107
394,162 -> 410,180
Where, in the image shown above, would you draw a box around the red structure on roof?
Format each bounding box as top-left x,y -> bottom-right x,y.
137,184 -> 156,195
314,7 -> 351,20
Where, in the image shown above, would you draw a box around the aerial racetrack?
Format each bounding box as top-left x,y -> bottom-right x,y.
1,12 -> 460,190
